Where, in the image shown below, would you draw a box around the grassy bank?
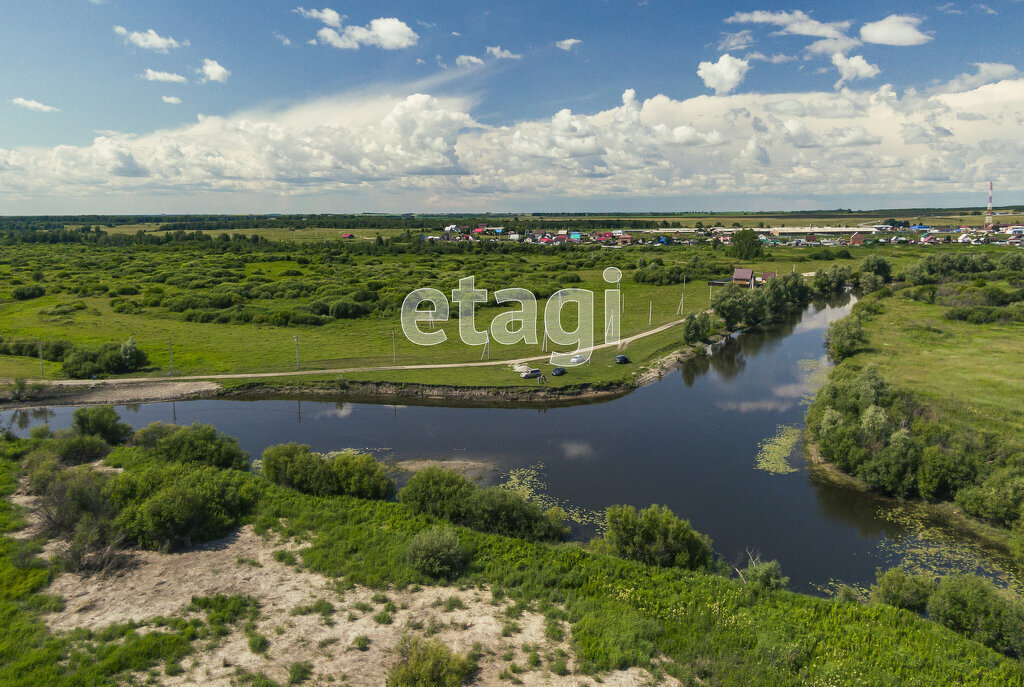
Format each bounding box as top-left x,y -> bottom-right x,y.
3,415 -> 1024,685
806,252 -> 1024,572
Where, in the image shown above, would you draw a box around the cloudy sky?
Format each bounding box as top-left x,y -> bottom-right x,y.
2,1 -> 1023,213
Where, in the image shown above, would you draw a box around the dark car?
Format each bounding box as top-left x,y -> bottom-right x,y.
551,367 -> 566,376
615,355 -> 630,364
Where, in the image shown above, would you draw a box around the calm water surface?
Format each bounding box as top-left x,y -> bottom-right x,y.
7,294 -> 1012,593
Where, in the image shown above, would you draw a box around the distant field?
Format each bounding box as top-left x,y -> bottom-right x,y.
0,234 -> 1017,386
856,294 -> 1024,446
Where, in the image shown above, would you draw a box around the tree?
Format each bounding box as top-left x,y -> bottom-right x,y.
825,317 -> 866,360
72,405 -> 132,445
727,229 -> 765,260
154,423 -> 249,470
711,284 -> 749,330
600,504 -> 713,570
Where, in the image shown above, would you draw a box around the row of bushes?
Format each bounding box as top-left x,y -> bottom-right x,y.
0,335 -> 149,379
871,568 -> 1024,658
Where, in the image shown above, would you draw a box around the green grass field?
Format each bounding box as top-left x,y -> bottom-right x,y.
0,234 -> 1016,388
855,295 -> 1024,448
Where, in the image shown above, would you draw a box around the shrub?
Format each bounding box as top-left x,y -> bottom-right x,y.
61,339 -> 149,379
262,443 -> 338,496
111,463 -> 261,550
54,432 -> 111,465
386,635 -> 476,687
72,405 -> 132,444
288,661 -> 313,685
133,421 -> 179,450
405,526 -> 466,579
23,447 -> 61,494
858,255 -> 892,282
154,423 -> 249,470
599,504 -> 713,571
329,451 -> 395,499
38,465 -> 112,537
399,468 -> 476,522
12,284 -> 45,300
870,568 -> 935,612
742,559 -> 789,592
398,467 -> 565,542
824,317 -> 866,361
927,574 -> 1024,658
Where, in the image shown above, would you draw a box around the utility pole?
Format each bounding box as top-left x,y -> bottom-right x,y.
649,300 -> 652,326
169,340 -> 174,376
294,335 -> 300,370
38,341 -> 43,376
392,329 -> 396,364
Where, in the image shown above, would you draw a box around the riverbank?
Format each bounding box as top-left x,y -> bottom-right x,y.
0,345 -> 701,410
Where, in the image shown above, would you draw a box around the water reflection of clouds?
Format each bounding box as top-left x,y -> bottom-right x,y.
716,399 -> 794,413
560,441 -> 594,460
772,383 -> 808,399
316,403 -> 353,420
793,306 -> 838,333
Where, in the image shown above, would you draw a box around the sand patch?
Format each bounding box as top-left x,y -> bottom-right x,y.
44,526 -> 678,686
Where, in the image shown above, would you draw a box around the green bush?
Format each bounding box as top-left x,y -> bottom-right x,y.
154,423 -> 249,470
61,338 -> 149,379
262,443 -> 338,496
12,284 -> 45,300
133,421 -> 179,450
386,635 -> 476,687
38,465 -> 112,538
54,431 -> 111,465
111,463 -> 261,550
598,504 -> 713,571
927,574 -> 1024,658
399,468 -> 475,522
870,568 -> 935,612
23,447 -> 61,494
742,559 -> 789,592
329,450 -> 395,500
405,526 -> 466,579
398,467 -> 565,542
824,317 -> 866,361
72,405 -> 132,444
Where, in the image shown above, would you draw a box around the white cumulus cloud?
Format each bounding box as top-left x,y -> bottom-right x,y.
273,32 -> 292,46
697,54 -> 750,95
143,69 -> 188,83
556,38 -> 581,51
455,55 -> 484,68
718,30 -> 754,51
293,7 -> 343,28
198,59 -> 231,84
12,97 -> 59,113
860,15 -> 932,46
113,26 -> 188,53
831,54 -> 880,88
162,96 -> 182,105
486,45 -> 521,60
930,62 -> 1019,93
726,10 -> 851,39
315,18 -> 418,50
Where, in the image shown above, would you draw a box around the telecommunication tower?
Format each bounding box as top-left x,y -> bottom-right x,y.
985,181 -> 993,230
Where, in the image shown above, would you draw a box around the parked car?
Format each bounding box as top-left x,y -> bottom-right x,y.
520,368 -> 541,379
615,355 -> 630,364
551,367 -> 566,376
569,354 -> 585,364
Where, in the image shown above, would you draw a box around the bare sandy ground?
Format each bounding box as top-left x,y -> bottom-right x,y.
0,381 -> 220,409
44,525 -> 678,686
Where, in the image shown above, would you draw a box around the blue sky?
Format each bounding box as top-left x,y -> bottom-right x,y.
2,1 -> 1023,213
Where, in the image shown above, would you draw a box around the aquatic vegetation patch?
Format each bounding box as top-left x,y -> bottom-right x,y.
498,463 -> 606,531
754,426 -> 801,475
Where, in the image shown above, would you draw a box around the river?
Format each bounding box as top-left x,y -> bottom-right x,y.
5,293 -> 1015,594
